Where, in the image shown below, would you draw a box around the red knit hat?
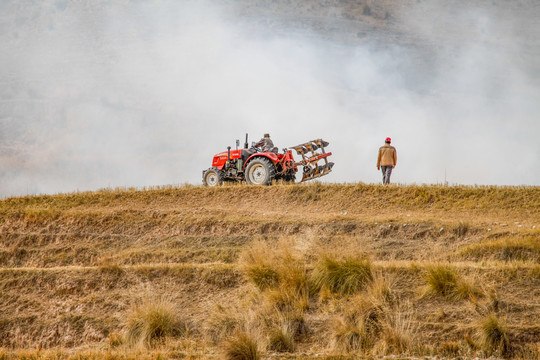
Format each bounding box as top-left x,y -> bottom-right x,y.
385,137 -> 391,143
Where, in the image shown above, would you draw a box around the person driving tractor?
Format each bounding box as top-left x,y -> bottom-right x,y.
242,133 -> 276,163
254,133 -> 277,153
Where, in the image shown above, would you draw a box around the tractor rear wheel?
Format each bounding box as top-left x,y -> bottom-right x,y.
203,168 -> 223,187
245,158 -> 276,185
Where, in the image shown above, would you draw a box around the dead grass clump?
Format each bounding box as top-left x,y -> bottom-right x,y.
276,255 -> 310,295
531,265 -> 540,280
459,236 -> 540,262
335,276 -> 415,356
452,221 -> 471,237
98,258 -> 124,275
373,308 -> 417,356
224,332 -> 260,360
426,265 -> 457,297
464,334 -> 479,351
367,272 -> 397,306
205,304 -> 243,345
286,312 -> 309,342
246,265 -> 279,290
331,294 -> 382,353
455,278 -> 483,301
332,284 -> 415,356
242,240 -> 311,313
238,241 -> 280,290
126,299 -> 188,347
515,343 -> 540,360
311,255 -> 373,295
22,207 -> 61,224
476,313 -> 511,357
267,325 -> 295,353
333,322 -> 368,352
425,265 -> 482,301
347,295 -> 383,332
438,341 -> 462,357
287,183 -> 323,202
108,331 -> 124,348
264,286 -> 309,313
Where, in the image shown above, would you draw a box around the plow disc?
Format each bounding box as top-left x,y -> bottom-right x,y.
289,139 -> 334,182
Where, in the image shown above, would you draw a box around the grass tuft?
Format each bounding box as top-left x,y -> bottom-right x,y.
126,299 -> 188,347
438,341 -> 462,357
264,286 -> 309,313
459,236 -> 540,262
224,332 -> 260,360
108,331 -> 124,348
267,325 -> 295,353
242,240 -> 311,313
239,241 -> 279,290
311,255 -> 373,295
333,323 -> 366,352
286,312 -> 309,341
367,272 -> 397,306
515,343 -> 540,360
477,313 -> 511,356
246,266 -> 279,290
332,294 -> 383,353
205,304 -> 242,345
425,265 -> 482,301
426,265 -> 457,297
334,284 -> 417,356
374,308 -> 417,355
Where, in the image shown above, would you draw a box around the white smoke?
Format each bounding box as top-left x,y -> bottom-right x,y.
0,0 -> 539,197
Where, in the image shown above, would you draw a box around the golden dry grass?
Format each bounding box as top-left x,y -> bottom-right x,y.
423,264 -> 483,301
223,332 -> 260,360
125,298 -> 189,347
476,313 -> 511,357
459,235 -> 540,262
311,254 -> 373,295
0,183 -> 539,359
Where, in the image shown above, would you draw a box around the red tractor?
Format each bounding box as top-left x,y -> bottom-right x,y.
202,134 -> 334,186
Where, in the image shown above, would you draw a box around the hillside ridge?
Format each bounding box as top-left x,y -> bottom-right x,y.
0,183 -> 539,359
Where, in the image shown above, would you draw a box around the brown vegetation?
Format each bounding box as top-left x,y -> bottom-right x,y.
0,183 -> 539,359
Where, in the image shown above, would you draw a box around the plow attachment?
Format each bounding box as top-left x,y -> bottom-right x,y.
289,139 -> 334,182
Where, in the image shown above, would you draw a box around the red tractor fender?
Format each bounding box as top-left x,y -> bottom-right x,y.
243,153 -> 280,170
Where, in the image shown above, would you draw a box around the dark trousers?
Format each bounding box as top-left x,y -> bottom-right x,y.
381,166 -> 393,185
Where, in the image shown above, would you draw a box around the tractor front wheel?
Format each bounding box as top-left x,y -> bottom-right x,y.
245,158 -> 276,185
203,168 -> 223,187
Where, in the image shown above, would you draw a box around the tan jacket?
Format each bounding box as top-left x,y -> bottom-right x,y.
254,137 -> 275,153
377,144 -> 397,167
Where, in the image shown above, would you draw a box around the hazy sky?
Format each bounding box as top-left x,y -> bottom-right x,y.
1,0 -> 539,197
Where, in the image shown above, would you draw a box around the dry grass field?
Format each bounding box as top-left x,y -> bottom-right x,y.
0,183 -> 539,359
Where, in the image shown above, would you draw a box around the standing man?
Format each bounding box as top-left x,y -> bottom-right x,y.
377,137 -> 397,185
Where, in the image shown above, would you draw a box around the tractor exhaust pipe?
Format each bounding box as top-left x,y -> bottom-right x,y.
244,133 -> 249,149
227,146 -> 231,160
